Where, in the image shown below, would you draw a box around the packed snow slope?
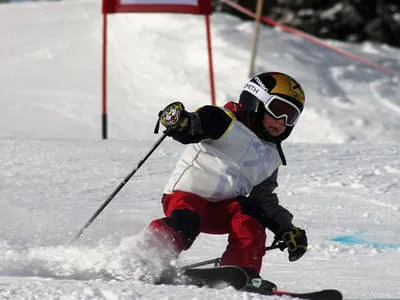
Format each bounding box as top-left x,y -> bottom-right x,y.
0,0 -> 399,299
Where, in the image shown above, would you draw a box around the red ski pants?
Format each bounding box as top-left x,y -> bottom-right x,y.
150,191 -> 266,273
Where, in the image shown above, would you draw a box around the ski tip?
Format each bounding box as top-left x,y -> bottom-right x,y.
319,289 -> 343,300
327,289 -> 343,300
330,289 -> 343,300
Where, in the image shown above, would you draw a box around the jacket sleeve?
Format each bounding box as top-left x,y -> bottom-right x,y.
249,169 -> 294,234
169,105 -> 233,144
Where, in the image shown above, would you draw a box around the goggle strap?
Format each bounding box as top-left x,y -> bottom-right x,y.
243,81 -> 271,103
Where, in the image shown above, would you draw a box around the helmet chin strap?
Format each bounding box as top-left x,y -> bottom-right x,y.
276,143 -> 287,166
262,129 -> 287,166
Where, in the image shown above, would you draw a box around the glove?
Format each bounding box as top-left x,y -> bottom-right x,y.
277,226 -> 308,262
159,102 -> 190,132
154,102 -> 203,144
154,102 -> 190,134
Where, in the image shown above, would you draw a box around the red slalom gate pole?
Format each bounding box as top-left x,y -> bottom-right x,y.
205,15 -> 216,105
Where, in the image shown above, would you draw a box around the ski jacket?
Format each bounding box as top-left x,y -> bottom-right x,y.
164,103 -> 294,233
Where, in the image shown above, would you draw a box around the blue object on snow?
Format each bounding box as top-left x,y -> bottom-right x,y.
330,234 -> 400,249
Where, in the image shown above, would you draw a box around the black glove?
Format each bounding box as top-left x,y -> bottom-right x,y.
276,226 -> 308,262
156,102 -> 189,133
154,102 -> 202,143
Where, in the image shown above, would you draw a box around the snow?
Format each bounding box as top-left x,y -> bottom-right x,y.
0,0 -> 399,299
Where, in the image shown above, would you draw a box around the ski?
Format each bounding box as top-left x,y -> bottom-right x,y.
271,289 -> 343,300
179,266 -> 343,300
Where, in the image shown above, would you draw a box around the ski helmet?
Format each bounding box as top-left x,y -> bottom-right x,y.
239,72 -> 305,141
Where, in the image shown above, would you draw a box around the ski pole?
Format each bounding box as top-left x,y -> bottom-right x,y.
181,241 -> 286,270
266,240 -> 287,251
72,132 -> 168,241
181,258 -> 221,270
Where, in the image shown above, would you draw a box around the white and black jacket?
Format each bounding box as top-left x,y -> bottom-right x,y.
164,104 -> 294,234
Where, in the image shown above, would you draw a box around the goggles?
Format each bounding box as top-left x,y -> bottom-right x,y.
243,81 -> 301,127
264,95 -> 301,127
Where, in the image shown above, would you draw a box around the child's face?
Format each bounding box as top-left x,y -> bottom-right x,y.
262,113 -> 287,137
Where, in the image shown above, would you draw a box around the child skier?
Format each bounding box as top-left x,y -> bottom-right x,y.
149,71 -> 308,292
